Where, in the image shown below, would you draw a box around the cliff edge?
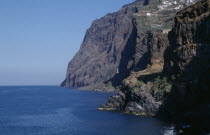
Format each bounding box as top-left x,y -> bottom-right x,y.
99,0 -> 210,133
61,1 -> 143,87
61,0 -> 195,88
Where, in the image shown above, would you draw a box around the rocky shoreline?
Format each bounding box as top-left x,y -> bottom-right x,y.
62,0 -> 210,134
98,0 -> 210,134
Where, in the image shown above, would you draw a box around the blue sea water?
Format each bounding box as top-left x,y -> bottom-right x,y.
0,86 -> 175,135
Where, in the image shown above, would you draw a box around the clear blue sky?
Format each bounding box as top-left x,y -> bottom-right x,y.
0,0 -> 134,86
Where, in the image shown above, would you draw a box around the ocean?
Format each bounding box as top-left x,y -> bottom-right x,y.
0,86 -> 175,135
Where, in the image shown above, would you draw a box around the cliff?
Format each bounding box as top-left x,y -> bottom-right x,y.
61,1 -> 143,87
99,0 -> 210,133
99,0 -> 210,118
61,0 -> 196,88
61,0 -> 210,133
162,0 -> 210,133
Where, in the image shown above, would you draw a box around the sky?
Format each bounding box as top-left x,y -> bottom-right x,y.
0,0 -> 134,86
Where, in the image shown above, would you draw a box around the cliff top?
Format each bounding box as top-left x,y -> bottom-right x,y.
176,0 -> 210,22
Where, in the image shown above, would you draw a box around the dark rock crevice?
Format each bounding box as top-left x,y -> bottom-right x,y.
158,0 -> 210,133
61,2 -> 141,87
108,19 -> 138,87
99,2 -> 210,133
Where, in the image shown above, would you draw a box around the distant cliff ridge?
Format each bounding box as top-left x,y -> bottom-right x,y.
61,0 -> 210,133
99,0 -> 210,133
61,1 -> 143,87
61,0 -> 197,88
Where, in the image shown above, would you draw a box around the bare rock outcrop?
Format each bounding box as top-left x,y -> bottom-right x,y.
110,29 -> 168,87
159,0 -> 210,133
61,1 -> 146,87
99,0 -> 210,120
61,0 -> 197,88
163,0 -> 210,115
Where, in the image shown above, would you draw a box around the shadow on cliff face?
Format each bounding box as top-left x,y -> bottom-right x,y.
155,3 -> 210,133
158,45 -> 210,134
107,19 -> 138,87
157,28 -> 210,135
109,29 -> 161,87
100,0 -> 210,134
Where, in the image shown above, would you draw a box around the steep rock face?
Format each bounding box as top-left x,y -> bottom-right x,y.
159,1 -> 210,133
163,0 -> 210,115
99,0 -> 210,119
110,28 -> 168,87
61,1 -> 147,87
99,66 -> 171,116
61,0 -> 197,88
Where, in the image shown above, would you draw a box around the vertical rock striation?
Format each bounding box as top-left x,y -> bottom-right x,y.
61,1 -> 146,87
163,0 -> 210,116
110,28 -> 168,87
99,0 -> 210,122
61,0 -> 198,88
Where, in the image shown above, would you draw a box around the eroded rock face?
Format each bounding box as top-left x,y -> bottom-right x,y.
98,91 -> 125,111
61,0 -> 196,88
99,0 -> 210,119
164,0 -> 210,95
61,1 -> 146,87
110,29 -> 168,87
99,71 -> 170,116
123,89 -> 161,116
163,0 -> 210,122
169,0 -> 210,46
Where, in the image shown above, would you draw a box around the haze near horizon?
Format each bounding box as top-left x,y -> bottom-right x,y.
0,0 -> 133,86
